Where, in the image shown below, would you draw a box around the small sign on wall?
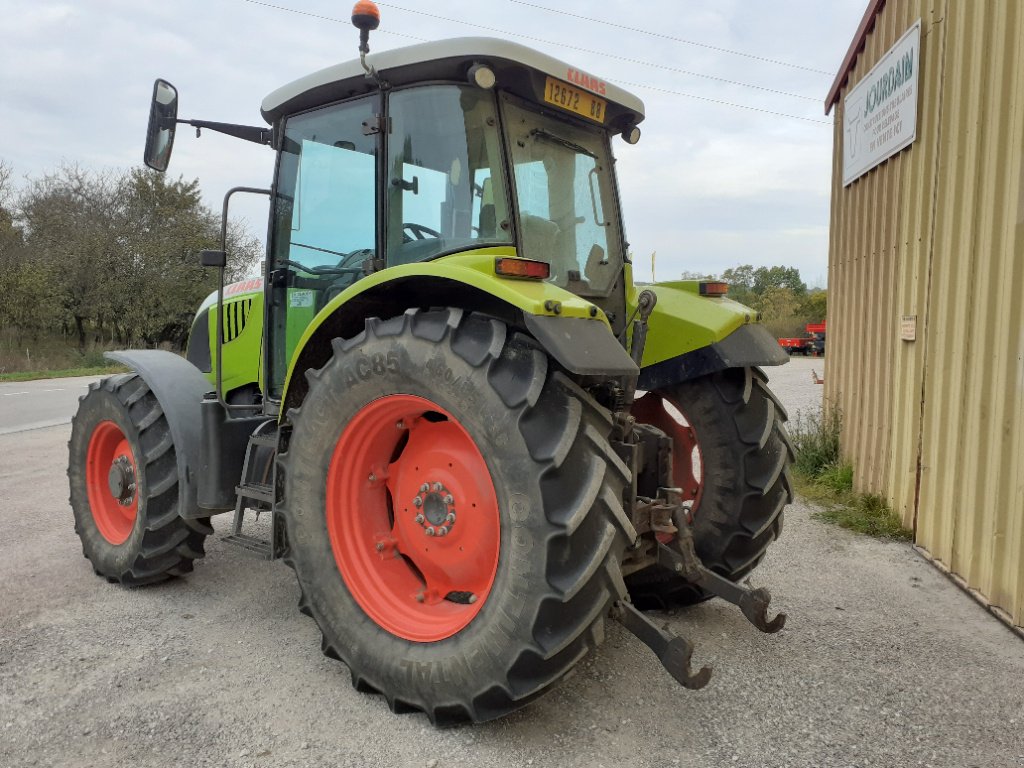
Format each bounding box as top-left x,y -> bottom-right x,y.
900,315 -> 917,341
842,20 -> 921,186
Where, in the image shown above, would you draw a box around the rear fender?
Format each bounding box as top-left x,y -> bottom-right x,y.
280,250 -> 638,413
635,280 -> 789,390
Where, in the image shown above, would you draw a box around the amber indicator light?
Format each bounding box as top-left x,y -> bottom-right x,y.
494,257 -> 551,280
699,281 -> 729,296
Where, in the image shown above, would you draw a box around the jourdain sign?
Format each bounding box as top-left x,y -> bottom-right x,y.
842,20 -> 921,187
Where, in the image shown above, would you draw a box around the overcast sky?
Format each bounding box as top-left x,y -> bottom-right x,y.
0,0 -> 867,287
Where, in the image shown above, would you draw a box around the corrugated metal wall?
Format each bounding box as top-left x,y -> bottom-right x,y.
826,0 -> 1024,628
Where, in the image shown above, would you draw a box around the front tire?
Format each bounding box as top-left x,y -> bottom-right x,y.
280,309 -> 634,724
628,367 -> 793,608
67,374 -> 212,585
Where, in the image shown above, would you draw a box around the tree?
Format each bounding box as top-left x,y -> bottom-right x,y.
9,163 -> 261,351
716,262 -> 823,336
752,265 -> 807,297
112,169 -> 259,346
754,286 -> 803,337
800,289 -> 827,323
17,165 -> 121,349
721,264 -> 756,305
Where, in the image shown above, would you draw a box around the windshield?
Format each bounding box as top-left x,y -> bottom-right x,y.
503,96 -> 623,296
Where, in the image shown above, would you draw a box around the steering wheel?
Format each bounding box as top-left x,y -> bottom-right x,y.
402,222 -> 442,244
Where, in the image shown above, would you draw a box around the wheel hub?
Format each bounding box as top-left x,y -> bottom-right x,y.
85,420 -> 139,545
413,482 -> 456,535
107,455 -> 136,506
326,394 -> 500,642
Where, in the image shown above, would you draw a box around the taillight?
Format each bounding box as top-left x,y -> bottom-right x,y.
699,281 -> 729,296
494,257 -> 550,280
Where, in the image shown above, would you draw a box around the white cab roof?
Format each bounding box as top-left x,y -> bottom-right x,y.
261,36 -> 645,129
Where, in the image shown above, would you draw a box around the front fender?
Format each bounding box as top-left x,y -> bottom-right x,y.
281,248 -> 637,410
104,350 -> 211,519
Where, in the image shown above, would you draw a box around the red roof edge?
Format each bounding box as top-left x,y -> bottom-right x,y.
824,0 -> 887,115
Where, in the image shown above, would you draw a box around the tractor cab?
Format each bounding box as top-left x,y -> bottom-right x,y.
258,36 -> 645,396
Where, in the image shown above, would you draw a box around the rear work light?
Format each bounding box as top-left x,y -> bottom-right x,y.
494,257 -> 550,280
699,281 -> 729,296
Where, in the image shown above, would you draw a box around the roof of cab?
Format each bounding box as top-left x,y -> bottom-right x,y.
261,36 -> 645,129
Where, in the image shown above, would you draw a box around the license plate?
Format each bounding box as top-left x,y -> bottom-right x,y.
543,77 -> 607,123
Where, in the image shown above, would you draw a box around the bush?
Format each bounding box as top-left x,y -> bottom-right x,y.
790,404 -> 843,479
814,493 -> 913,540
790,404 -> 912,541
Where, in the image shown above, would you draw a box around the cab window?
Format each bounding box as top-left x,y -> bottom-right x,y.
385,85 -> 512,265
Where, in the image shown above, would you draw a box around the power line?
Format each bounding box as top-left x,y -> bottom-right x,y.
508,0 -> 835,76
240,0 -> 427,41
238,0 -> 829,125
613,80 -> 830,125
375,2 -> 818,102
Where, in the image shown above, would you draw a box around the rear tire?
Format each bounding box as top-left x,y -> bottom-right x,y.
627,366 -> 793,608
67,373 -> 212,585
280,309 -> 634,724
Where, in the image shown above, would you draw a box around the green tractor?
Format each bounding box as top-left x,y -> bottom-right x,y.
68,3 -> 793,724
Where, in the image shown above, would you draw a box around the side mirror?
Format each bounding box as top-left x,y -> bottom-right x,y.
144,79 -> 178,171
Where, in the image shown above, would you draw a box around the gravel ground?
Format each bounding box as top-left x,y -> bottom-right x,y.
2,357 -> 1023,768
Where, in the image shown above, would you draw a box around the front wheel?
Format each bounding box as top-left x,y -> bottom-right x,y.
281,309 -> 634,724
627,367 -> 793,608
67,374 -> 212,585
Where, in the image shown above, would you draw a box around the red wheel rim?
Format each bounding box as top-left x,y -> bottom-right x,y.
327,395 -> 500,642
631,392 -> 704,516
86,420 -> 139,545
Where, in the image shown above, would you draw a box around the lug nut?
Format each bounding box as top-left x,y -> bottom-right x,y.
420,483 -> 430,493
443,494 -> 454,505
433,482 -> 444,492
396,420 -> 405,430
437,526 -> 448,536
414,514 -> 425,524
446,512 -> 456,523
375,542 -> 384,552
468,594 -> 477,604
413,496 -> 423,508
368,473 -> 376,482
425,526 -> 435,537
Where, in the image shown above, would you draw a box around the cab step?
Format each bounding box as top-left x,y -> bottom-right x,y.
222,423 -> 285,560
222,533 -> 272,559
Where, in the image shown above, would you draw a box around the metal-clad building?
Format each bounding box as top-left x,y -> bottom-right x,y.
824,0 -> 1023,631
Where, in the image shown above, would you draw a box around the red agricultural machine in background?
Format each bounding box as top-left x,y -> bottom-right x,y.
778,321 -> 826,356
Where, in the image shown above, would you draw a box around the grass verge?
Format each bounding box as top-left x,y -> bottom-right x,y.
790,406 -> 913,541
0,364 -> 128,383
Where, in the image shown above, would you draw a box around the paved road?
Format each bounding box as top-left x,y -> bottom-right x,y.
2,362 -> 1022,768
0,376 -> 103,436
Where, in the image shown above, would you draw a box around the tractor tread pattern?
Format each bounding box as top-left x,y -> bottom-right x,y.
627,366 -> 791,608
68,373 -> 211,586
280,309 -> 631,724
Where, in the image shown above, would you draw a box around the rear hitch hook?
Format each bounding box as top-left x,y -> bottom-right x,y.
739,587 -> 787,634
611,600 -> 712,690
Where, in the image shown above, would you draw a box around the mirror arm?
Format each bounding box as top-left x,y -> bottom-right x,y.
180,119 -> 273,146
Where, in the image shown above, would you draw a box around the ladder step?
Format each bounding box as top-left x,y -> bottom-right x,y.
235,482 -> 274,503
222,533 -> 272,560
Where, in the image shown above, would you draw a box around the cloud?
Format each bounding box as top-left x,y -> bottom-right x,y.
0,0 -> 866,288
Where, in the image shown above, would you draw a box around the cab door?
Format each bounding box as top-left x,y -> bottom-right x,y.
265,95 -> 381,399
